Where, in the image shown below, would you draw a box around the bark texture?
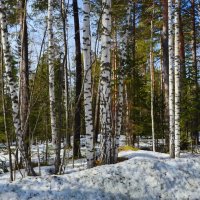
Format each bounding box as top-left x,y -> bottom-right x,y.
150,7 -> 155,152
73,0 -> 82,158
82,0 -> 94,168
174,0 -> 180,158
168,0 -> 175,158
161,0 -> 169,150
19,0 -> 36,176
48,0 -> 61,173
114,2 -> 132,162
61,0 -> 70,148
99,0 -> 112,164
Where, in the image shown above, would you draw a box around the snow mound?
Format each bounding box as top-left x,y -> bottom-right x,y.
0,150 -> 200,200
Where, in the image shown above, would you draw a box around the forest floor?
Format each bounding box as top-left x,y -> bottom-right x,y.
0,147 -> 200,199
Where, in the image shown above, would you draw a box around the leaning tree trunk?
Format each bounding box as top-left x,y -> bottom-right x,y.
174,0 -> 180,158
82,0 -> 94,168
73,0 -> 82,158
99,0 -> 112,164
19,0 -> 36,176
114,2 -> 131,163
168,0 -> 175,158
48,0 -> 61,174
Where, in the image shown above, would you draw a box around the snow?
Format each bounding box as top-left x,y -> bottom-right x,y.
0,150 -> 200,199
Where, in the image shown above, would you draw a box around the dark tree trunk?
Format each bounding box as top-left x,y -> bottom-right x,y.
179,0 -> 187,138
19,0 -> 36,176
161,0 -> 169,151
132,2 -> 136,66
94,95 -> 100,143
73,0 -> 82,158
179,2 -> 186,80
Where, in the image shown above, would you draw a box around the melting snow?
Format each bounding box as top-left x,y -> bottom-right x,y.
0,150 -> 200,199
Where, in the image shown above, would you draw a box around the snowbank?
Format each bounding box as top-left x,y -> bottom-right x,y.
0,150 -> 200,200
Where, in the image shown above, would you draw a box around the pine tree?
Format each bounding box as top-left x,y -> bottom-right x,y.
73,0 -> 82,158
19,0 -> 36,176
161,0 -> 169,151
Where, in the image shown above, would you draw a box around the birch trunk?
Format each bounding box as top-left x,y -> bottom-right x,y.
82,0 -> 94,168
114,2 -> 131,163
48,0 -> 61,173
174,0 -> 180,158
150,9 -> 155,152
61,0 -> 70,148
0,47 -> 13,181
168,0 -> 175,158
59,0 -> 70,174
0,1 -> 25,164
99,0 -> 112,164
124,84 -> 129,145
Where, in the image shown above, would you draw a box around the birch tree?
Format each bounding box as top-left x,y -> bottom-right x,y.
174,0 -> 180,158
0,1 -> 34,175
99,0 -> 112,164
114,2 -> 131,163
0,0 -> 22,156
82,0 -> 94,168
168,0 -> 175,158
61,0 -> 70,148
0,45 -> 13,181
0,0 -> 35,175
150,3 -> 155,152
48,0 -> 61,173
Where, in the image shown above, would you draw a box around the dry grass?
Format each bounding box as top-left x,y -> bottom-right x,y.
118,145 -> 139,152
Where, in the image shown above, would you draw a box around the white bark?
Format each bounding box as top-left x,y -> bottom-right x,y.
48,0 -> 60,172
82,0 -> 94,168
99,0 -> 112,164
61,0 -> 70,148
124,84 -> 129,143
114,2 -> 131,162
150,13 -> 155,152
0,1 -> 23,153
168,0 -> 175,158
174,0 -> 180,158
